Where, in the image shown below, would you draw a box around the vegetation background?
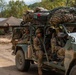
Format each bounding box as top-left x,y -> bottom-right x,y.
0,0 -> 76,18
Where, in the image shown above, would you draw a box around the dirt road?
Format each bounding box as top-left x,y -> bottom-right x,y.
0,43 -> 34,75
0,34 -> 63,75
0,43 -> 63,75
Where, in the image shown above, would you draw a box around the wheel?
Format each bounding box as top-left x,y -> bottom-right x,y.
15,50 -> 30,72
69,65 -> 76,75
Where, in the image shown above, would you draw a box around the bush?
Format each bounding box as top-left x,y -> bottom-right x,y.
0,29 -> 5,35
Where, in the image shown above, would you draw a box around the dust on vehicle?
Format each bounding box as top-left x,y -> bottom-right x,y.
11,7 -> 76,75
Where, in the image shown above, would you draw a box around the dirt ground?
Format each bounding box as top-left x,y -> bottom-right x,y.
0,35 -> 25,75
0,35 -> 62,75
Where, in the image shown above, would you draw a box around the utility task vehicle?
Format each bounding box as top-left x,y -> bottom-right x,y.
11,12 -> 76,75
12,23 -> 76,75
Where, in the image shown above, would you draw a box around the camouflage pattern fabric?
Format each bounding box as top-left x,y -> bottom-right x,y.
18,34 -> 30,44
57,47 -> 65,57
51,37 -> 57,53
36,50 -> 43,75
33,37 -> 44,75
49,8 -> 74,26
51,37 -> 65,60
11,28 -> 23,50
18,27 -> 30,44
23,10 -> 34,23
34,37 -> 44,51
22,7 -> 48,25
50,28 -> 65,58
23,10 -> 40,25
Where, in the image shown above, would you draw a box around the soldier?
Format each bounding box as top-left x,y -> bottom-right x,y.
33,28 -> 44,75
20,10 -> 34,26
50,28 -> 57,53
50,27 -> 66,61
22,10 -> 34,24
18,27 -> 32,59
19,27 -> 30,43
11,28 -> 23,50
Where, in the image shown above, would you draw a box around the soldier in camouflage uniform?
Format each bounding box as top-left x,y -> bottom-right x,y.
18,27 -> 30,43
50,27 -> 66,61
49,7 -> 76,59
11,28 -> 23,50
50,28 -> 57,53
33,28 -> 44,75
20,10 -> 34,26
18,27 -> 32,59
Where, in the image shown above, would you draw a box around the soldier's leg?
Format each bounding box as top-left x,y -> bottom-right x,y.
57,48 -> 65,66
51,38 -> 56,53
37,50 -> 44,75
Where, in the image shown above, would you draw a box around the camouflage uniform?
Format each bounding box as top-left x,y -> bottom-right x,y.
57,48 -> 65,57
18,28 -> 32,59
51,28 -> 65,58
33,28 -> 44,75
50,28 -> 57,53
18,27 -> 30,43
20,33 -> 30,44
23,10 -> 34,23
11,28 -> 23,50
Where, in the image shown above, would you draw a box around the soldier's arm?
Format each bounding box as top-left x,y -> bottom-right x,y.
18,38 -> 29,44
33,38 -> 41,50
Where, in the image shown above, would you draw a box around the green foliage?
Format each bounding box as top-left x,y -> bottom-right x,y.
29,3 -> 41,9
0,0 -> 29,18
0,29 -> 5,35
0,0 -> 76,18
29,0 -> 66,10
29,0 -> 76,10
0,0 -> 6,9
0,0 -> 6,17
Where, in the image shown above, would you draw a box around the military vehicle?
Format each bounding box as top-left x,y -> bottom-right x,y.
11,10 -> 76,75
11,17 -> 76,75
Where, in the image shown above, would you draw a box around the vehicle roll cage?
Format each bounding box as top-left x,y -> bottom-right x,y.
13,22 -> 76,62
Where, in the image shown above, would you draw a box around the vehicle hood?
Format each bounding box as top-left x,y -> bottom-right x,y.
68,33 -> 76,38
68,33 -> 76,42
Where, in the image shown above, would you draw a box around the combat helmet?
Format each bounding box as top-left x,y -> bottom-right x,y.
36,28 -> 42,34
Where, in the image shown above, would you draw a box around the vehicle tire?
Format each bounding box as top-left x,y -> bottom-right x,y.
69,65 -> 76,75
15,50 -> 30,72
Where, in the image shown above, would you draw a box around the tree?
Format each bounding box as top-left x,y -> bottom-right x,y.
65,0 -> 76,6
29,0 -> 66,10
70,0 -> 76,7
2,0 -> 29,18
0,0 -> 6,17
41,0 -> 66,9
